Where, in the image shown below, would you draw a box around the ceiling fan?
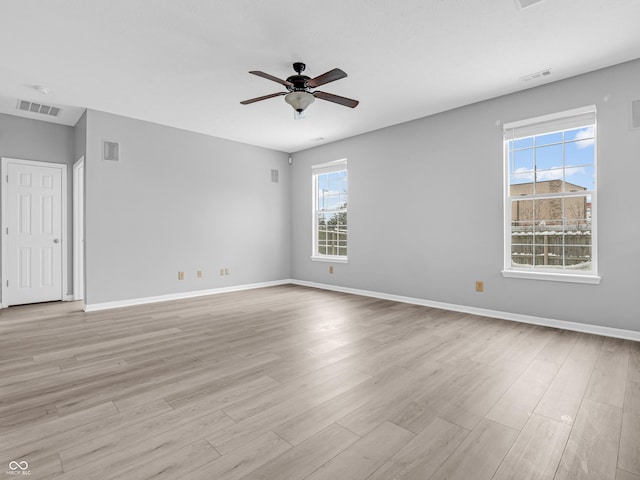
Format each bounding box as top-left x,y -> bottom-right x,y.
240,62 -> 359,119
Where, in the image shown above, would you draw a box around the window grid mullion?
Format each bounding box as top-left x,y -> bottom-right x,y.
312,167 -> 347,259
505,111 -> 595,275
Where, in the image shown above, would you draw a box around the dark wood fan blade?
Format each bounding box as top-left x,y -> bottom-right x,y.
249,71 -> 293,87
313,91 -> 359,108
240,92 -> 286,105
307,68 -> 347,88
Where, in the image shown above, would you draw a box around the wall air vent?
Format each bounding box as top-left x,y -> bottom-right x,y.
17,99 -> 61,117
520,69 -> 551,83
103,141 -> 120,161
631,99 -> 640,130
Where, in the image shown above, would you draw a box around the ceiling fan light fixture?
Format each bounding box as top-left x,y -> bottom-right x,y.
285,91 -> 315,118
241,63 -> 358,116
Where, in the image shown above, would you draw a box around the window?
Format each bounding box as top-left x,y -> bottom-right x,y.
312,159 -> 347,262
503,105 -> 599,283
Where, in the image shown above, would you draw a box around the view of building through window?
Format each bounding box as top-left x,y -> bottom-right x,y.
313,164 -> 347,258
507,120 -> 595,272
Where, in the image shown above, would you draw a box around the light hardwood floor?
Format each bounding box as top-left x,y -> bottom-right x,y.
1,284 -> 638,480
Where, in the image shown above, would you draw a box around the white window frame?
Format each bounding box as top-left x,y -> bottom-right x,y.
502,105 -> 600,284
311,159 -> 348,263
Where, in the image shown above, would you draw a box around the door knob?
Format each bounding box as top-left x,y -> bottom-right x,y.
53,239 -> 60,243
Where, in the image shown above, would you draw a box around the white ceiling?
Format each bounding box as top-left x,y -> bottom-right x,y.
1,0 -> 639,153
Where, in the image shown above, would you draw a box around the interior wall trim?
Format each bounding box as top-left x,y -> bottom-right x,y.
83,277 -> 639,342
291,279 -> 640,342
83,279 -> 292,312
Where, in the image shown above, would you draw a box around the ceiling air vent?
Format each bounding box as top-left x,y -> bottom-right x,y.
520,69 -> 551,83
516,0 -> 544,8
17,99 -> 61,117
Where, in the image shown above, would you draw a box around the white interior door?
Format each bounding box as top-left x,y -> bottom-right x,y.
5,161 -> 63,305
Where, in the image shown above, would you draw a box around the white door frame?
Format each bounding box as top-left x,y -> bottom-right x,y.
1,157 -> 68,308
73,156 -> 84,302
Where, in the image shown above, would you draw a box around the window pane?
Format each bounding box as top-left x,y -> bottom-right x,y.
510,183 -> 532,197
564,244 -> 592,270
532,233 -> 563,268
327,171 -> 339,187
317,174 -> 329,191
328,171 -> 346,193
511,244 -> 533,267
513,137 -> 534,150
536,131 -> 563,146
535,143 -> 562,171
512,199 -> 533,225
531,130 -> 562,191
535,168 -> 564,185
564,196 -> 589,227
510,148 -> 533,185
338,171 -> 348,193
565,141 -> 595,190
565,139 -> 595,163
325,194 -> 341,210
534,197 -> 563,226
564,126 -> 594,143
511,197 -> 533,267
563,170 -> 590,191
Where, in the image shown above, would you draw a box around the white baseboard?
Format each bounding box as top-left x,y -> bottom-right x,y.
82,277 -> 639,342
291,279 -> 640,342
83,279 -> 292,312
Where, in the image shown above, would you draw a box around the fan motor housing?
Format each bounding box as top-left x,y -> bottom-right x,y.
286,75 -> 311,92
286,62 -> 311,91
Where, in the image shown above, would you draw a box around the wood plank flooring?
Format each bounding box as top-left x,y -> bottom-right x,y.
0,284 -> 638,480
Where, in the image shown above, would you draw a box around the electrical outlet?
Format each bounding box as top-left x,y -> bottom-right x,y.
220,268 -> 225,276
197,270 -> 202,278
178,271 -> 185,280
225,267 -> 230,275
475,280 -> 484,292
329,266 -> 334,274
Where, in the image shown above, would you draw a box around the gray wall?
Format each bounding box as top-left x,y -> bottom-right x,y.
3,59 -> 639,334
84,110 -> 291,305
291,58 -> 640,332
74,110 -> 87,163
0,113 -> 76,299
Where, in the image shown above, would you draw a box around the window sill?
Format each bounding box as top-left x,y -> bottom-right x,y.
501,269 -> 601,284
311,255 -> 348,264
